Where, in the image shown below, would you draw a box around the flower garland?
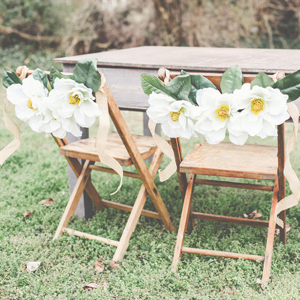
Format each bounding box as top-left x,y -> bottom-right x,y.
142,66 -> 296,145
0,59 -> 123,194
141,66 -> 300,228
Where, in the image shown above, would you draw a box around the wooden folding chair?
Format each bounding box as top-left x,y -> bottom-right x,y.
159,70 -> 286,283
52,77 -> 176,266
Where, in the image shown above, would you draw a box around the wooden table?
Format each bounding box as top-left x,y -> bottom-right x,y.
54,46 -> 300,217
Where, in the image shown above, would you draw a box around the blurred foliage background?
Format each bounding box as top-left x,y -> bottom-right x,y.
0,0 -> 299,70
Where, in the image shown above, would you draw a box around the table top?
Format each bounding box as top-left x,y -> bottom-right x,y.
54,46 -> 300,74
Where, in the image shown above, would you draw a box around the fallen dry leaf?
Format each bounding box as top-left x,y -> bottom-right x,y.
110,260 -> 119,269
276,224 -> 291,236
26,261 -> 41,272
291,252 -> 299,260
95,257 -> 104,272
83,283 -> 98,290
39,198 -> 54,206
244,210 -> 262,220
23,212 -> 32,218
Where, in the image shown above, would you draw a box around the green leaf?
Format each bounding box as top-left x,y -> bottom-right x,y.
73,58 -> 101,93
251,72 -> 274,89
141,73 -> 192,101
141,74 -> 170,96
272,70 -> 300,102
220,65 -> 243,94
49,66 -> 74,88
3,69 -> 22,88
181,70 -> 217,104
165,74 -> 191,101
32,68 -> 48,89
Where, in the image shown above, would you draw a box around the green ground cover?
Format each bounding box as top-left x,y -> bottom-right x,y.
1,85 -> 300,299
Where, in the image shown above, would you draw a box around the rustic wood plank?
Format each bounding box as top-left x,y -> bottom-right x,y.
53,160 -> 92,239
262,179 -> 279,283
101,200 -> 160,219
172,174 -> 196,271
181,247 -> 264,262
104,83 -> 176,232
180,142 -> 278,180
112,148 -> 164,264
195,178 -> 274,191
63,228 -> 119,247
54,46 -> 300,74
60,133 -> 157,167
89,165 -> 140,179
192,212 -> 270,228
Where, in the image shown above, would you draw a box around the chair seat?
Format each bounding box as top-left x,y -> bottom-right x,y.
60,132 -> 157,166
180,142 -> 278,180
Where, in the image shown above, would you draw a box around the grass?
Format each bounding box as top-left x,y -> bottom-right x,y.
1,85 -> 300,300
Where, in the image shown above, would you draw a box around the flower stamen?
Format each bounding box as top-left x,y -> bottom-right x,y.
69,93 -> 81,105
170,108 -> 185,122
250,98 -> 264,115
27,99 -> 37,111
215,105 -> 229,122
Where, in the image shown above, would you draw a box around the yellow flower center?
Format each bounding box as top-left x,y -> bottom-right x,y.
215,105 -> 229,122
69,93 -> 81,105
250,98 -> 264,115
27,99 -> 37,111
170,108 -> 185,122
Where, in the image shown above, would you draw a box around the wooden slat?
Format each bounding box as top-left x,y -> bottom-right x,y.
89,165 -> 140,179
180,142 -> 278,180
112,148 -> 164,263
181,247 -> 264,262
262,179 -> 279,283
63,228 -> 119,247
101,200 -> 160,219
54,160 -> 92,239
192,212 -> 270,228
195,178 -> 274,191
60,134 -> 156,166
172,174 -> 196,270
105,83 -> 176,232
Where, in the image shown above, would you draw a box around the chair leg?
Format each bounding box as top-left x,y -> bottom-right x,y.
54,160 -> 92,239
172,174 -> 196,271
111,148 -> 164,265
262,179 -> 279,283
67,157 -> 105,211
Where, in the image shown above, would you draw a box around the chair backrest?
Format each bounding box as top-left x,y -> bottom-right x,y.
157,68 -> 285,200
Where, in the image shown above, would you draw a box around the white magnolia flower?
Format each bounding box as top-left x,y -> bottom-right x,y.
7,75 -> 48,132
231,84 -> 290,139
194,88 -> 248,145
39,107 -> 82,138
48,78 -> 101,128
146,92 -> 199,139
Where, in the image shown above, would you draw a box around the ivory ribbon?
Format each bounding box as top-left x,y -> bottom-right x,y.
275,101 -> 300,227
0,66 -> 29,165
148,119 -> 177,181
0,98 -> 21,165
95,73 -> 123,195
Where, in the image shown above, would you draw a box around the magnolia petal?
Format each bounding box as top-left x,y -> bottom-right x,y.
80,101 -> 101,118
7,84 -> 28,105
62,119 -> 82,137
244,116 -> 263,136
28,115 -> 43,133
205,127 -> 226,144
229,131 -> 248,145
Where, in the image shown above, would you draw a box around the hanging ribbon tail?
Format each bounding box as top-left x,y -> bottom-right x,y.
148,119 -> 177,181
275,101 -> 300,228
0,98 -> 21,165
95,73 -> 123,195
